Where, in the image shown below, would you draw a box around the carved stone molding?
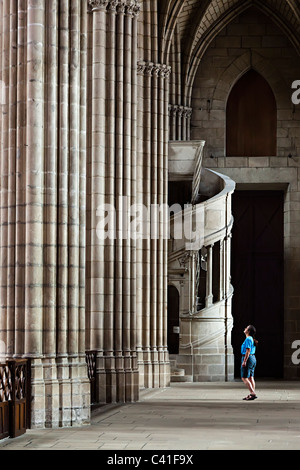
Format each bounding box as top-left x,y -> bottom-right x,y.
137,60 -> 171,79
125,0 -> 141,16
169,104 -> 192,118
183,107 -> 193,119
108,0 -> 119,12
178,252 -> 192,269
88,0 -> 141,16
88,0 -> 109,11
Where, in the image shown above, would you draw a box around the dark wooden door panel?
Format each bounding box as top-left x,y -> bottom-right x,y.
0,402 -> 9,440
231,191 -> 284,378
0,360 -> 31,441
226,69 -> 277,157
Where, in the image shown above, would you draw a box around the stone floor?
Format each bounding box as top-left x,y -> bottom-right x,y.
1,381 -> 300,451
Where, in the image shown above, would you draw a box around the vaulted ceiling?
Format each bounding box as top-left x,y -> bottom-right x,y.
158,0 -> 300,104
159,0 -> 300,61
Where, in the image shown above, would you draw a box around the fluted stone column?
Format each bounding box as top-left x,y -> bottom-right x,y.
137,60 -> 171,389
169,105 -> 192,141
0,0 -> 90,429
87,0 -> 140,404
219,239 -> 225,301
206,244 -> 214,308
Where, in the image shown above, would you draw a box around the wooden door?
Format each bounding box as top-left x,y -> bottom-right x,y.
226,69 -> 277,157
231,191 -> 284,378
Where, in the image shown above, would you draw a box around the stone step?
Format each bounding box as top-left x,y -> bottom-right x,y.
171,368 -> 185,376
169,355 -> 193,383
171,374 -> 193,383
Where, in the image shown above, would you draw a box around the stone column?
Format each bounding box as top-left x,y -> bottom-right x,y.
168,105 -> 192,141
86,0 -> 108,402
150,63 -> 159,386
162,64 -> 170,370
136,61 -> 145,385
187,108 -> 192,141
137,60 -> 152,387
206,244 -> 214,307
219,239 -> 225,302
177,106 -> 184,141
137,60 -> 171,389
224,234 -> 232,297
0,0 -> 9,359
183,107 -> 192,141
224,232 -> 234,380
130,5 -> 139,400
114,0 -> 125,400
169,105 -> 178,140
87,0 -> 140,404
0,0 -> 90,429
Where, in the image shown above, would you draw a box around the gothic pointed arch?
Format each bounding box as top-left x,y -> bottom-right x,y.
226,69 -> 277,157
211,50 -> 290,109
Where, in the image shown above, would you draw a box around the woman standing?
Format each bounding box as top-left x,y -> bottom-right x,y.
241,325 -> 258,401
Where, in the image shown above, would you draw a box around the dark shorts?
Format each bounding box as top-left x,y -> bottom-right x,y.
241,355 -> 256,379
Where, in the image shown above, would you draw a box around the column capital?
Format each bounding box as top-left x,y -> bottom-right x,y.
137,60 -> 147,75
168,104 -> 192,117
125,0 -> 141,16
159,64 -> 171,79
117,0 -> 127,14
177,105 -> 184,117
88,0 -> 141,15
88,0 -> 109,11
107,0 -> 119,12
183,107 -> 192,119
169,104 -> 179,117
137,60 -> 171,79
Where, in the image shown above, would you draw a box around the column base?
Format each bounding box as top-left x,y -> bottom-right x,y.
137,349 -> 170,389
95,354 -> 140,404
30,356 -> 91,429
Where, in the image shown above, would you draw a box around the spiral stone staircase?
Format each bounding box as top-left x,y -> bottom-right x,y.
168,142 -> 236,382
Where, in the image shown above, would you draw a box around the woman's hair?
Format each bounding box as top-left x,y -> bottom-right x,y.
248,325 -> 258,346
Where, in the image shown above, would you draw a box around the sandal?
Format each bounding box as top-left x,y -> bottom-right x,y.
245,394 -> 257,401
243,395 -> 251,400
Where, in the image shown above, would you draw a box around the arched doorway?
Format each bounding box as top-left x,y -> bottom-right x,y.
226,69 -> 277,157
167,286 -> 180,355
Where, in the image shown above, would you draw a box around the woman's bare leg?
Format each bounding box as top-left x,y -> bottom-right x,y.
249,377 -> 256,395
242,378 -> 255,395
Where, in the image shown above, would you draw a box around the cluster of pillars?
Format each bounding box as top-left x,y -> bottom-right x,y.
136,58 -> 171,388
0,0 -> 90,428
86,0 -> 170,403
86,0 -> 141,404
169,105 -> 192,141
0,0 -> 172,428
199,236 -> 232,311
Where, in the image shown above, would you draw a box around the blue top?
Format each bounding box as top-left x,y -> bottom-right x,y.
241,336 -> 256,355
